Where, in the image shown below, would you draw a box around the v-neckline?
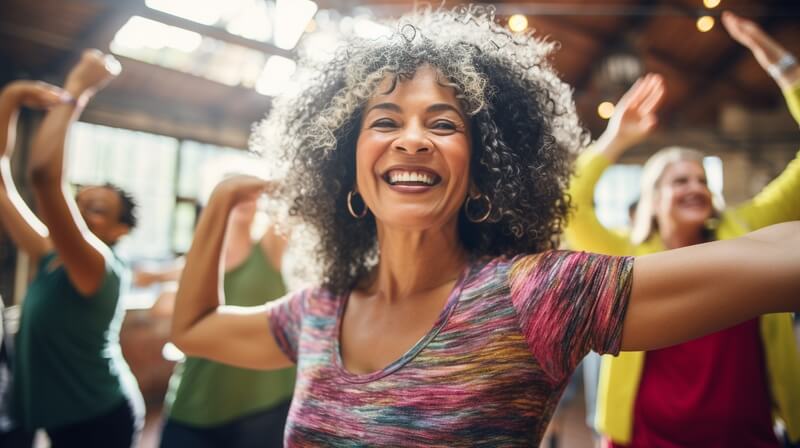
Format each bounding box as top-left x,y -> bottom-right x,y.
332,261 -> 474,383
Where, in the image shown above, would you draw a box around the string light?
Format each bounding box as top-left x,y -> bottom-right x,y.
508,14 -> 528,32
597,101 -> 615,119
703,0 -> 721,9
696,15 -> 715,32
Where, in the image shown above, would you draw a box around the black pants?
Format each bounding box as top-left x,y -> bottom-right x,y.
47,400 -> 142,448
160,400 -> 291,448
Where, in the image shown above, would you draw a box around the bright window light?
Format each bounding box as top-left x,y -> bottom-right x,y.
145,0 -> 316,49
113,16 -> 202,53
275,0 -> 318,49
255,55 -> 297,96
353,17 -> 392,39
111,16 -> 267,88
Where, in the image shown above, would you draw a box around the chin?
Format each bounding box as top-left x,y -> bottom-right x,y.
375,208 -> 455,232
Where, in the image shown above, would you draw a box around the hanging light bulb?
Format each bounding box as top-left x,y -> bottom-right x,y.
598,101 -> 615,120
696,16 -> 715,32
508,14 -> 528,33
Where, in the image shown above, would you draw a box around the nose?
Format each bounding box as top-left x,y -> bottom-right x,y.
393,122 -> 430,154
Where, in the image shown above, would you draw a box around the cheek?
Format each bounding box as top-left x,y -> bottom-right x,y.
355,135 -> 387,188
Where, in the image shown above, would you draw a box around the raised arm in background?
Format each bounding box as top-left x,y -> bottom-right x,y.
171,175 -> 293,371
26,50 -> 121,296
721,11 -> 800,229
0,81 -> 65,262
565,74 -> 665,255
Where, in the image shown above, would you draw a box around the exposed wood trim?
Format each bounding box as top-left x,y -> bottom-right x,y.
48,0 -> 147,76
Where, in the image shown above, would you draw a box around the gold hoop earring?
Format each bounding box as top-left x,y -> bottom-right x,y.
464,193 -> 491,223
347,190 -> 368,219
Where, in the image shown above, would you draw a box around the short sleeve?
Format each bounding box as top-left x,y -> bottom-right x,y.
508,251 -> 633,383
266,289 -> 307,363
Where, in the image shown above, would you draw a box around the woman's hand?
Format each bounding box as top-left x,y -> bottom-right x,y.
594,73 -> 665,161
722,11 -> 799,89
63,49 -> 121,102
209,175 -> 275,210
3,81 -> 69,110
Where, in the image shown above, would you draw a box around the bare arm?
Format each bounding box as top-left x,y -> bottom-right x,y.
27,50 -> 120,296
722,11 -> 800,92
621,221 -> 800,351
0,82 -> 64,261
172,175 -> 293,370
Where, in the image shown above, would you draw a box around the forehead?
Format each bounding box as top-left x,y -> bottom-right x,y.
77,186 -> 121,207
662,159 -> 706,178
366,65 -> 462,111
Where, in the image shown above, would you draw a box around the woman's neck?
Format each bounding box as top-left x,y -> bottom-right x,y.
658,219 -> 706,249
365,221 -> 468,302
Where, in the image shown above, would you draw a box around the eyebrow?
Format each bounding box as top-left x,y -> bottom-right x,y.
365,102 -> 464,119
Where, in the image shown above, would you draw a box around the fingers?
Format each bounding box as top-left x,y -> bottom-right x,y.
638,74 -> 665,116
15,81 -> 72,109
722,11 -> 787,64
619,73 -> 664,116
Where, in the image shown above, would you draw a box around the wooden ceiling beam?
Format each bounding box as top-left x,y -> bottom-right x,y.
138,8 -> 294,59
48,0 -> 147,77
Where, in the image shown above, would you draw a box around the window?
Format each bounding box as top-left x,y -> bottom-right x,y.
66,122 -> 263,260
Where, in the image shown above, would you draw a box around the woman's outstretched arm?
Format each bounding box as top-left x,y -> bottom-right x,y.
621,221 -> 800,351
171,175 -> 294,371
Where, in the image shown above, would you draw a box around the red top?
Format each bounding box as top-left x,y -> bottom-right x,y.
610,318 -> 779,448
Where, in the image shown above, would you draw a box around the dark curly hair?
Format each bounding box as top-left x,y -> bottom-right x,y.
252,5 -> 586,294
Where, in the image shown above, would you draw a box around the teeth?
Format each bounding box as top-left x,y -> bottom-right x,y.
388,171 -> 434,185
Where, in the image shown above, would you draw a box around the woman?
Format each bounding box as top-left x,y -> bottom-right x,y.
160,197 -> 295,448
566,12 -> 800,447
0,51 -> 144,446
172,7 -> 800,447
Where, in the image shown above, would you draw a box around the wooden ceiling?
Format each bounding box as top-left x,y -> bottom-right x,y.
1,0 -> 798,148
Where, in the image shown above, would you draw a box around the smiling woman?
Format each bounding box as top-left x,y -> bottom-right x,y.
171,5 -> 800,447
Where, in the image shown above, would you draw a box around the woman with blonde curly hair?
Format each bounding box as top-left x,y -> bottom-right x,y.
171,6 -> 800,446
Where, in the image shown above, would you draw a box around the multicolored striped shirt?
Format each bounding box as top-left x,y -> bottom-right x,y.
268,250 -> 634,447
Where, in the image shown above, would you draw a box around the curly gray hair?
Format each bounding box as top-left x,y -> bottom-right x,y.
252,5 -> 587,293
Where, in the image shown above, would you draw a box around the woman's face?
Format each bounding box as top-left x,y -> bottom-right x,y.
653,159 -> 713,231
76,186 -> 129,244
355,65 -> 471,231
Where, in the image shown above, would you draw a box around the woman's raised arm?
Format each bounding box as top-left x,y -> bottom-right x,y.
171,175 -> 293,371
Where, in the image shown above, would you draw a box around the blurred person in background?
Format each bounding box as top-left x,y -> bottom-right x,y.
566,12 -> 800,448
0,50 -> 144,447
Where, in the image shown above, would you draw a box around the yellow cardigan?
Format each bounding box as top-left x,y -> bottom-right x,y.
565,85 -> 800,444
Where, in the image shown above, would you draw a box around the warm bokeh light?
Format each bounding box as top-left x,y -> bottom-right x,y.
703,0 -> 721,9
696,15 -> 715,32
598,101 -> 615,119
508,14 -> 528,32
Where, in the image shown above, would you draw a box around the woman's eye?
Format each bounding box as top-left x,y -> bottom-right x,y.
431,120 -> 457,131
371,119 -> 396,128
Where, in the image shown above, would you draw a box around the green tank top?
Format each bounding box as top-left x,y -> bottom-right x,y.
13,250 -> 143,430
166,243 -> 295,426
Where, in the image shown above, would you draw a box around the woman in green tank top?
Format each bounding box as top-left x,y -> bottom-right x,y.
159,198 -> 295,448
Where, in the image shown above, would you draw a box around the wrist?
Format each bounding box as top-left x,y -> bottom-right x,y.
594,131 -> 630,160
